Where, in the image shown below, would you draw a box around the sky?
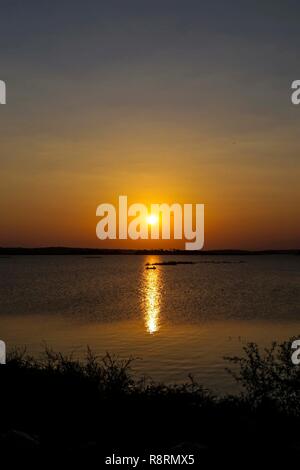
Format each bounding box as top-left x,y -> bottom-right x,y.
0,0 -> 299,249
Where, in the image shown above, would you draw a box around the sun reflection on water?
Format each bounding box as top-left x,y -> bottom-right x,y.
143,259 -> 161,334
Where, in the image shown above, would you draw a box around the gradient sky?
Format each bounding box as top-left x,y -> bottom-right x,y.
0,0 -> 299,249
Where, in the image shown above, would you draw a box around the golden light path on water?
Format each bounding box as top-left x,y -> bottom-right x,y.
143,258 -> 161,334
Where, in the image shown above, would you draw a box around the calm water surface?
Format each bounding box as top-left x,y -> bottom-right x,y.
0,255 -> 299,393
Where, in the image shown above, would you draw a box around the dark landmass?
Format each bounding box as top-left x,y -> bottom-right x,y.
1,339 -> 300,466
145,260 -> 246,266
146,261 -> 195,266
0,247 -> 299,256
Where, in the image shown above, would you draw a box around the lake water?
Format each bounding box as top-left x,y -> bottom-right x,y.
0,254 -> 299,393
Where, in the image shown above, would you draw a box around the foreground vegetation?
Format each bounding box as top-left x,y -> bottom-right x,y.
1,340 -> 300,464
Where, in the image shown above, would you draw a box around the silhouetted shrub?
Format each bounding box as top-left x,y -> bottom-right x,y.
1,339 -> 300,463
225,338 -> 300,414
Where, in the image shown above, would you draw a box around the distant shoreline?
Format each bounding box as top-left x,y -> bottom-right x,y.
0,247 -> 299,256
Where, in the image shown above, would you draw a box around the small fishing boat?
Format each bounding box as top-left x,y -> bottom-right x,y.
145,266 -> 156,270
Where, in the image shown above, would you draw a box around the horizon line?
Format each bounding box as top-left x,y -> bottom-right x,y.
0,246 -> 299,254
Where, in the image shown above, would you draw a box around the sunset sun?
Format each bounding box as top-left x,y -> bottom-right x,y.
146,214 -> 158,225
